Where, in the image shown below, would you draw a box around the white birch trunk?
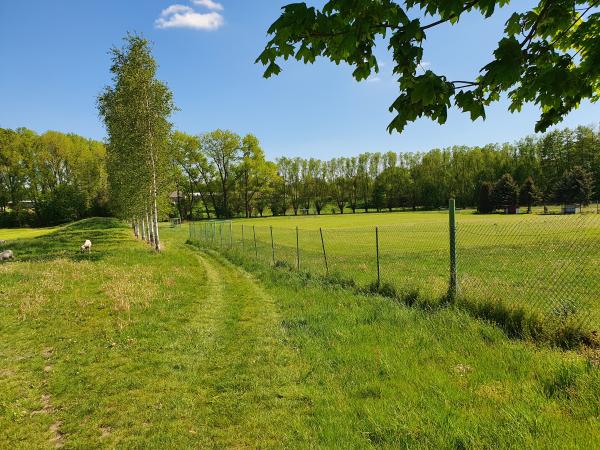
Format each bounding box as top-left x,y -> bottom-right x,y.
144,91 -> 161,252
152,200 -> 160,252
140,216 -> 146,241
147,210 -> 154,244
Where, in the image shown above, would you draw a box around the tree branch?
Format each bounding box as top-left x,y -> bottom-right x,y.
421,0 -> 481,30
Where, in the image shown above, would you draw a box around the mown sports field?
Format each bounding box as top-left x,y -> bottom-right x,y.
1,217 -> 599,448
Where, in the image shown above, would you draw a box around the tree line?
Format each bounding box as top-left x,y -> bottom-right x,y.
171,124 -> 600,219
0,127 -> 108,227
2,118 -> 597,229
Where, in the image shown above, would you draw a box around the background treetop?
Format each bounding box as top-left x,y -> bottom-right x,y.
257,1 -> 600,134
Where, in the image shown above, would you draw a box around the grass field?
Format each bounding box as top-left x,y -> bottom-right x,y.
1,218 -> 600,448
192,209 -> 600,345
0,226 -> 60,241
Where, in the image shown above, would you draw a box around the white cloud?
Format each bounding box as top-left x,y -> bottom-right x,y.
366,76 -> 381,83
160,4 -> 193,16
155,4 -> 224,30
192,0 -> 224,11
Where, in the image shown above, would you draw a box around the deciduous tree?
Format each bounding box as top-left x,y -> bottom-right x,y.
258,1 -> 600,134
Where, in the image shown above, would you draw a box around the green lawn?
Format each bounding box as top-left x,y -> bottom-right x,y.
193,210 -> 600,344
1,219 -> 599,448
0,226 -> 60,241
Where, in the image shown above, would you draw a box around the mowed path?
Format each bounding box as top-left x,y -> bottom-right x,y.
0,221 -> 311,448
181,249 -> 311,447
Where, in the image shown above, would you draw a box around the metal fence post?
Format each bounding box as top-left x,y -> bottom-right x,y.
296,226 -> 300,270
220,223 -> 223,249
270,226 -> 275,265
375,226 -> 380,287
449,198 -> 458,299
253,225 -> 258,259
242,224 -> 245,252
320,227 -> 328,276
229,222 -> 233,248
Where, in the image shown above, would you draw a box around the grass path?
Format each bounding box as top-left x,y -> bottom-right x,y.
0,219 -> 310,448
1,219 -> 600,448
182,251 -> 311,447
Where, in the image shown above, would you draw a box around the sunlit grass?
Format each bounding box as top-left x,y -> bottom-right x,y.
1,219 -> 599,447
193,209 -> 600,344
0,225 -> 60,241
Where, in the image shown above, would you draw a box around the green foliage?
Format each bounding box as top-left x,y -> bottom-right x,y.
554,165 -> 595,205
173,124 -> 598,217
258,1 -> 600,133
520,176 -> 542,212
371,177 -> 386,212
477,182 -> 494,213
492,173 -> 519,209
36,184 -> 87,226
98,33 -> 175,250
0,127 -> 108,227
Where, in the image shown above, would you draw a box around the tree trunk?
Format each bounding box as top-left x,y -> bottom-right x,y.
147,210 -> 154,244
152,195 -> 161,252
140,216 -> 146,241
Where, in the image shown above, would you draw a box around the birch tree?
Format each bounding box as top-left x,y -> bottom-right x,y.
98,34 -> 174,251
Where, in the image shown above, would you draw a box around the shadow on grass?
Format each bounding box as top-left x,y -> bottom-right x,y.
0,217 -> 129,263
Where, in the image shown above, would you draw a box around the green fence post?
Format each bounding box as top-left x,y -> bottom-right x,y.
253,225 -> 258,259
220,223 -> 223,249
375,226 -> 380,287
296,226 -> 300,271
270,226 -> 275,265
229,222 -> 233,249
320,227 -> 328,276
241,224 -> 245,252
449,198 -> 458,300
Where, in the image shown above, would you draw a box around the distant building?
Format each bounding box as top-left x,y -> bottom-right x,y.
169,192 -> 204,203
561,205 -> 580,214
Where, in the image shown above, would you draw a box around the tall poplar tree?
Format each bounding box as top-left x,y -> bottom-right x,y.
98,34 -> 175,251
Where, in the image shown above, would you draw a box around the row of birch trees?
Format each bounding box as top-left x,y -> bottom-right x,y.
98,34 -> 174,251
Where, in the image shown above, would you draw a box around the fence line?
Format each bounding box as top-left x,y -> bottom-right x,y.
188,203 -> 600,341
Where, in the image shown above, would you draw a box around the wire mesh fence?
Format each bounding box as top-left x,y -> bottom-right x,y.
188,207 -> 600,343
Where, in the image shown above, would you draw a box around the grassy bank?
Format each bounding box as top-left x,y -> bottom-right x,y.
1,219 -> 599,447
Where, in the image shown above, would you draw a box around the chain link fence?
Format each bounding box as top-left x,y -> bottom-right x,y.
188,208 -> 600,345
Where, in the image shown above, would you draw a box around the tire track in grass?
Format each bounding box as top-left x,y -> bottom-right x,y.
189,249 -> 313,448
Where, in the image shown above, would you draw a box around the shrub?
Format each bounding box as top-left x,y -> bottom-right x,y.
492,174 -> 519,210
36,185 -> 87,226
477,182 -> 494,213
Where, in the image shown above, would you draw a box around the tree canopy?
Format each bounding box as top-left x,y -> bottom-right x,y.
257,1 -> 600,133
98,33 -> 175,251
0,127 -> 108,227
170,124 -> 599,218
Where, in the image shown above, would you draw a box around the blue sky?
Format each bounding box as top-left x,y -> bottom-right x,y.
1,0 -> 598,160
